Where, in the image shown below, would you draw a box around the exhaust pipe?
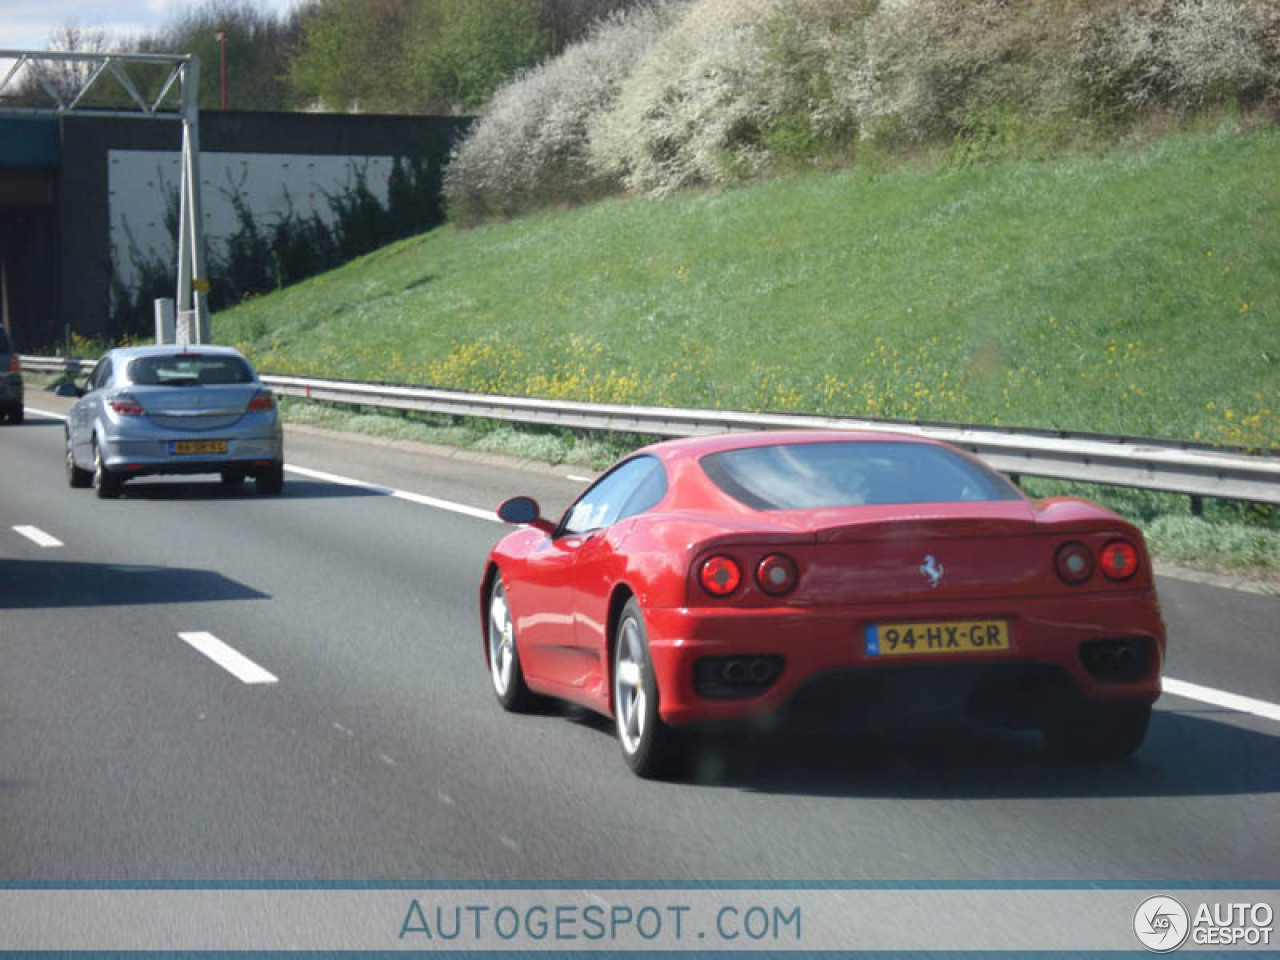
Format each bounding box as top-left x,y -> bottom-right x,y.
1091,648 -> 1115,673
1113,644 -> 1136,672
749,658 -> 777,684
723,660 -> 748,684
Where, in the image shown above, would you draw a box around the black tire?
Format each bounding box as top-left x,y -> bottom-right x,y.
66,433 -> 92,488
92,441 -> 122,499
220,470 -> 247,488
1043,701 -> 1151,762
613,598 -> 682,778
9,406 -> 23,425
256,463 -> 284,496
486,578 -> 537,712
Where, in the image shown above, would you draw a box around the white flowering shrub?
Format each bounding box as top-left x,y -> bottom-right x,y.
587,0 -> 884,194
442,2 -> 679,223
447,0 -> 1278,213
586,0 -> 776,195
1070,0 -> 1278,119
836,0 -> 1049,144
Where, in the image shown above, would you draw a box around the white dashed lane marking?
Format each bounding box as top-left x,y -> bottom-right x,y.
13,525 -> 63,548
180,632 -> 278,685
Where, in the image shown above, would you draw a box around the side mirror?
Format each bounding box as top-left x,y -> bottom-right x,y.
54,382 -> 84,398
497,496 -> 554,533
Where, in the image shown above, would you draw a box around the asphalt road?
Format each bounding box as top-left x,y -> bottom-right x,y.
2,394 -> 1278,882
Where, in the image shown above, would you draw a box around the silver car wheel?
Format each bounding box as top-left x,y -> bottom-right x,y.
614,617 -> 647,756
488,583 -> 515,697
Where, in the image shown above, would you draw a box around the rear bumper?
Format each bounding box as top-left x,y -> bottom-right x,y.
644,592 -> 1165,728
99,427 -> 283,476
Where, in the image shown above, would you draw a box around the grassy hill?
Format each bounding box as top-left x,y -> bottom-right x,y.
218,124 -> 1279,452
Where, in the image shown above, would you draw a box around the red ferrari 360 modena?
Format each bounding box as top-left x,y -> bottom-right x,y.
480,430 -> 1166,778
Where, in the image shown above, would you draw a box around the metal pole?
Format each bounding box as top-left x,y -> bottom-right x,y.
177,56 -> 210,344
216,32 -> 227,110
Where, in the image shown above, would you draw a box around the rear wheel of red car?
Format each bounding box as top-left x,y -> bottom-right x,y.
613,598 -> 680,779
1043,701 -> 1151,762
487,578 -> 536,712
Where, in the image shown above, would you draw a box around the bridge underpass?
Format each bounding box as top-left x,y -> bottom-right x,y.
0,117 -> 59,351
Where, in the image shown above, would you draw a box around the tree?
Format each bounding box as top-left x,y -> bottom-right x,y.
161,0 -> 306,112
288,0 -> 421,112
536,0 -> 650,51
409,0 -> 552,111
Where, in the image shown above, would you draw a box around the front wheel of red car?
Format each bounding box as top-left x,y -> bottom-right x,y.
613,599 -> 681,779
487,579 -> 537,712
1043,701 -> 1151,762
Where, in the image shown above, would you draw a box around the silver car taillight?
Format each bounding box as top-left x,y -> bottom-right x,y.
246,390 -> 276,412
109,393 -> 144,416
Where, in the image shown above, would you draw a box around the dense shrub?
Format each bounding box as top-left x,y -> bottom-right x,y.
410,0 -> 553,111
443,3 -> 679,222
446,0 -> 1279,206
1070,0 -> 1280,122
588,0 -> 782,194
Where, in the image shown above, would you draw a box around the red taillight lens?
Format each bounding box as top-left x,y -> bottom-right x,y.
699,555 -> 741,597
108,393 -> 144,416
1055,542 -> 1094,584
8,355 -> 19,373
246,390 -> 275,412
756,553 -> 798,596
1100,540 -> 1139,580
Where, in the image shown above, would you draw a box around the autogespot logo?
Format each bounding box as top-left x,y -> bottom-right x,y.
1134,895 -> 1191,953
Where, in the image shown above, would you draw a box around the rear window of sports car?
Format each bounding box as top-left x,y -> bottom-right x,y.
127,354 -> 254,386
700,441 -> 1021,510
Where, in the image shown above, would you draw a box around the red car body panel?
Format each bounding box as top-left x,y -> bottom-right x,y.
482,431 -> 1166,729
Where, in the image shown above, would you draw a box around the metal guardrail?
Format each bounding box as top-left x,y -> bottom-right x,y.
23,355 -> 1280,505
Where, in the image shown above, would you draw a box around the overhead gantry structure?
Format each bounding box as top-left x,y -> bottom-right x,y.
0,49 -> 210,343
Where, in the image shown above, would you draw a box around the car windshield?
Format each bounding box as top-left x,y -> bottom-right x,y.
700,441 -> 1021,510
127,354 -> 254,387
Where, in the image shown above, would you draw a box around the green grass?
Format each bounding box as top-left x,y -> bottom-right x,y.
218,123 -> 1280,453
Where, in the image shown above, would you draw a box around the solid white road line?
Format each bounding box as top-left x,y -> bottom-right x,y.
179,632 -> 278,685
13,525 -> 63,548
26,407 -> 67,421
1163,677 -> 1280,724
284,463 -> 499,524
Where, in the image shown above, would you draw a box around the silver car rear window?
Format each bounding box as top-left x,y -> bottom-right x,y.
127,354 -> 254,386
700,441 -> 1021,510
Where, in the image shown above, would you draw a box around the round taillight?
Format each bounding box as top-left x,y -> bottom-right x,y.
1055,542 -> 1094,585
1100,540 -> 1139,580
756,553 -> 798,596
699,555 -> 741,596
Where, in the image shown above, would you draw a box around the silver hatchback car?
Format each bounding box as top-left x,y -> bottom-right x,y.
61,345 -> 284,498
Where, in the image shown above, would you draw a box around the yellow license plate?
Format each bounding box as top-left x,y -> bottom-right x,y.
865,620 -> 1010,657
172,439 -> 227,455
